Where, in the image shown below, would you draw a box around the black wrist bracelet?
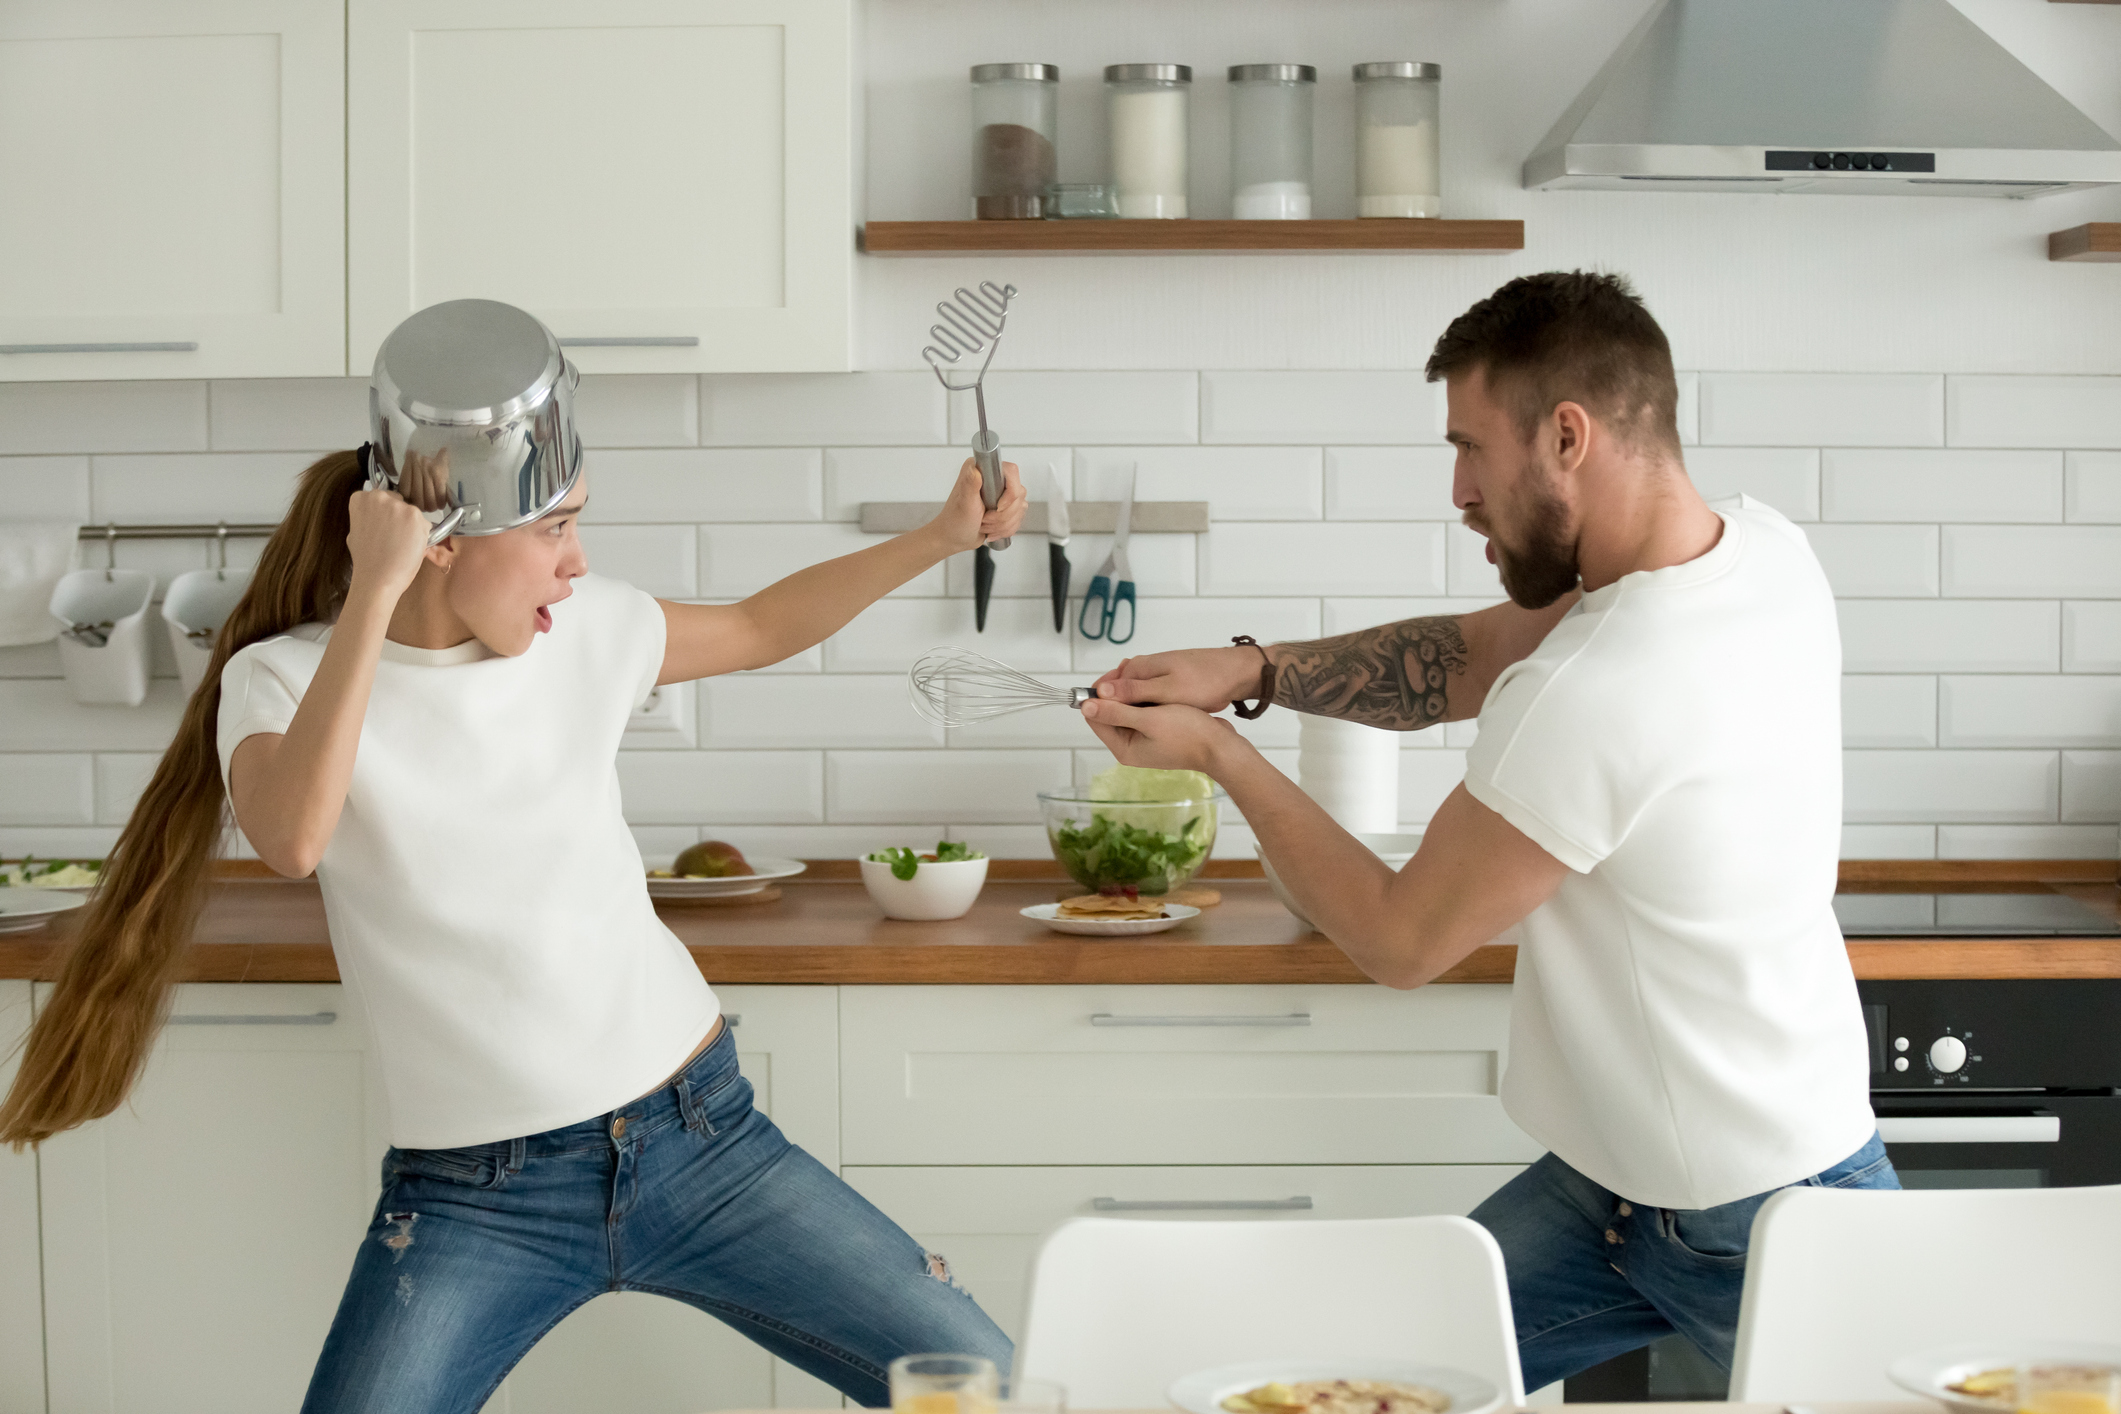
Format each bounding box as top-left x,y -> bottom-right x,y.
1231,635 -> 1274,720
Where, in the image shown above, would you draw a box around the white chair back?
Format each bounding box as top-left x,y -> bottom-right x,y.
1731,1184 -> 2121,1402
1014,1216 -> 1524,1409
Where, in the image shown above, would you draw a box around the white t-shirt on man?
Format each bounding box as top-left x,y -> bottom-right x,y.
217,573 -> 720,1151
1463,495 -> 1873,1211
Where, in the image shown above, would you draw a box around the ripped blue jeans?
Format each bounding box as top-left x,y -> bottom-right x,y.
302,1025 -> 1011,1414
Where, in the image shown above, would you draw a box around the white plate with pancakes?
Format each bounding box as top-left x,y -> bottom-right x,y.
1168,1360 -> 1502,1414
1021,900 -> 1201,936
645,857 -> 806,900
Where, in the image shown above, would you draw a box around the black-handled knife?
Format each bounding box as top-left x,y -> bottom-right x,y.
974,545 -> 995,632
1046,468 -> 1071,634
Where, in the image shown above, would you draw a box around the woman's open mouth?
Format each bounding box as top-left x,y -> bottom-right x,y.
534,605 -> 553,633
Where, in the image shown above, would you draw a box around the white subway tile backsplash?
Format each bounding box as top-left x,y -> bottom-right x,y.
208,379 -> 366,452
1697,374 -> 1942,448
1839,824 -> 1937,860
0,681 -> 184,752
1675,372 -> 1700,448
0,643 -> 61,679
701,523 -> 943,600
1803,524 -> 1939,598
2066,453 -> 2121,523
823,446 -> 1069,521
703,675 -> 943,750
946,531 -> 1194,601
1686,448 -> 1820,521
1822,450 -> 2063,523
1202,372 -> 1442,445
1077,447 -> 1323,520
0,755 -> 93,825
93,753 -> 159,825
2062,751 -> 2121,824
1843,676 -> 1937,748
1202,522 -> 1445,597
1943,526 -> 2121,598
589,449 -> 822,523
1399,749 -> 1468,826
90,453 -> 306,524
826,749 -> 1072,824
0,381 -> 207,455
826,596 -> 1074,675
1838,601 -> 2059,673
0,827 -> 120,858
1843,750 -> 2058,822
1073,597 -> 1322,674
953,372 -> 1198,446
2065,603 -> 2121,674
696,824 -> 934,859
575,375 -> 699,448
0,457 -> 92,521
1446,523 -> 1507,598
702,372 -> 946,447
1941,676 -> 2121,749
577,525 -> 697,599
615,751 -> 824,824
1325,447 -> 1456,521
631,826 -> 706,865
1937,824 -> 2116,860
1320,598 -> 1499,635
1946,376 -> 2121,449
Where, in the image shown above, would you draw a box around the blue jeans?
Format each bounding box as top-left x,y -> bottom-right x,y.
1469,1132 -> 1899,1392
303,1025 -> 1012,1413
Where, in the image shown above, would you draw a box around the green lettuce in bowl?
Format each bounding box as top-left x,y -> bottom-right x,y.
1039,766 -> 1224,896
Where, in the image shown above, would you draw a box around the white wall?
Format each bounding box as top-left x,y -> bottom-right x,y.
2,0 -> 2118,863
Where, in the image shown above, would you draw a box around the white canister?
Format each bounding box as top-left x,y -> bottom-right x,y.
163,569 -> 252,694
1106,64 -> 1191,219
1297,713 -> 1402,833
48,568 -> 156,706
1354,61 -> 1442,218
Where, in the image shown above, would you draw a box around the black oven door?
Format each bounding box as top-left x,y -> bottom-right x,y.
1876,1094 -> 2121,1189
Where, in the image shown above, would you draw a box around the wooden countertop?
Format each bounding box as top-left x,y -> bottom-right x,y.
4,860 -> 2116,985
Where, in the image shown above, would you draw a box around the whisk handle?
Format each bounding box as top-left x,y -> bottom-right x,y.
971,429 -> 1011,551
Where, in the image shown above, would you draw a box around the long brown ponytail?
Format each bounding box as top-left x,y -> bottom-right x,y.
0,450 -> 366,1149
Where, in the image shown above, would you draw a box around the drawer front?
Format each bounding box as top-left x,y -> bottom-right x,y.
840,985 -> 1539,1166
844,1164 -> 1526,1343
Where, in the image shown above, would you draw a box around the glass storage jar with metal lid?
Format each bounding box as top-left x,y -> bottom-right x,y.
1228,64 -> 1315,219
971,63 -> 1060,220
1105,64 -> 1191,219
1354,61 -> 1441,218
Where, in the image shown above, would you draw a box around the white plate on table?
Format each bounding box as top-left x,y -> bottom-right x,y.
1021,901 -> 1200,936
0,889 -> 88,935
646,857 -> 805,900
1169,1359 -> 1503,1414
1891,1341 -> 2121,1414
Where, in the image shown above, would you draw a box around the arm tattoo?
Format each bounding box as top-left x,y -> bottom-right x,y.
1270,616 -> 1469,731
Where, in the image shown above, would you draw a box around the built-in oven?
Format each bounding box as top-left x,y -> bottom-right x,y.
1565,892 -> 2121,1403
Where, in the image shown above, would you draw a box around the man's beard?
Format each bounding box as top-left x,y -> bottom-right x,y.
1488,474 -> 1580,610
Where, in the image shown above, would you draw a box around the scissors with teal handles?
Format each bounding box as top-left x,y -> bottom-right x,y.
1078,469 -> 1137,644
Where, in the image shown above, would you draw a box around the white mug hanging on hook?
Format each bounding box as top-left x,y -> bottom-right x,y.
48,536 -> 156,706
163,528 -> 250,694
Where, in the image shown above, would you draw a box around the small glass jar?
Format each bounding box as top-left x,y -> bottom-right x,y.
1228,64 -> 1315,220
1354,61 -> 1442,218
1105,63 -> 1191,219
971,63 -> 1059,220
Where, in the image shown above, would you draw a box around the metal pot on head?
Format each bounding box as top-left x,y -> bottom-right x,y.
367,299 -> 583,545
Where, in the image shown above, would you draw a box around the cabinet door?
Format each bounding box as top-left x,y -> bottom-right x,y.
349,0 -> 853,376
492,986 -> 844,1413
0,982 -> 43,1414
38,983 -> 385,1414
0,1 -> 345,380
843,1165 -> 1526,1345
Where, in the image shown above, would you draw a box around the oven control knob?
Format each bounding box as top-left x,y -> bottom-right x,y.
1929,1035 -> 1968,1073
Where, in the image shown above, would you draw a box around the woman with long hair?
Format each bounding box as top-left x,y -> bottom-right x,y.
0,411 -> 1026,1410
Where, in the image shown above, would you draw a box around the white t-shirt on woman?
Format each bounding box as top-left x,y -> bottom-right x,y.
216,573 -> 720,1150
1463,497 -> 1874,1212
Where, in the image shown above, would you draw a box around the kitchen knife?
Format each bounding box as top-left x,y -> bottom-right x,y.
1045,466 -> 1071,634
974,545 -> 995,632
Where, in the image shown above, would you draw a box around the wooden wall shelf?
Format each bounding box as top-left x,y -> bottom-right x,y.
2051,223 -> 2121,262
860,219 -> 1524,256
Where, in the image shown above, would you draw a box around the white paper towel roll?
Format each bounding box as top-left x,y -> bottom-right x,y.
1297,715 -> 1400,832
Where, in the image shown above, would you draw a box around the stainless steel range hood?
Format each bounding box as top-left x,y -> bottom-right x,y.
1524,0 -> 2121,197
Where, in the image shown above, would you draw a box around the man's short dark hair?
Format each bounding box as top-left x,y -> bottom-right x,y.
1425,270 -> 1680,456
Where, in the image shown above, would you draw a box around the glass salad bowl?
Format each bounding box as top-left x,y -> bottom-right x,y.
1038,788 -> 1225,897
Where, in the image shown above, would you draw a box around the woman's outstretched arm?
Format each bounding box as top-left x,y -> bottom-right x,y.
657,457 -> 1026,683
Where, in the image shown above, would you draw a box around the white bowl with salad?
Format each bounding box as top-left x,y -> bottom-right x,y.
860,843 -> 988,921
1040,766 -> 1226,898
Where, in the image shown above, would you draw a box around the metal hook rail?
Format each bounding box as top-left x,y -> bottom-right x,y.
74,522 -> 277,541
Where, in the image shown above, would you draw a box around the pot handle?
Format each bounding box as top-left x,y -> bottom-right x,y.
426,507 -> 468,545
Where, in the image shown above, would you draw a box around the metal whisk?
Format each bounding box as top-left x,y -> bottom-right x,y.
922,281 -> 1018,554
909,646 -> 1092,729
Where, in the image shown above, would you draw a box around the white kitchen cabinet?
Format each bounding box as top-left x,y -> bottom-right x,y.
0,1 -> 345,381
844,1164 -> 1527,1345
0,982 -> 44,1414
492,986 -> 845,1413
37,983 -> 386,1414
348,0 -> 854,376
839,984 -> 1541,1167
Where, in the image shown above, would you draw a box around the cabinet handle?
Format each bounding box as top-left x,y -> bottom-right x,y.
1089,1013 -> 1311,1028
1093,1197 -> 1314,1212
168,1011 -> 336,1027
0,342 -> 199,354
558,337 -> 700,348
